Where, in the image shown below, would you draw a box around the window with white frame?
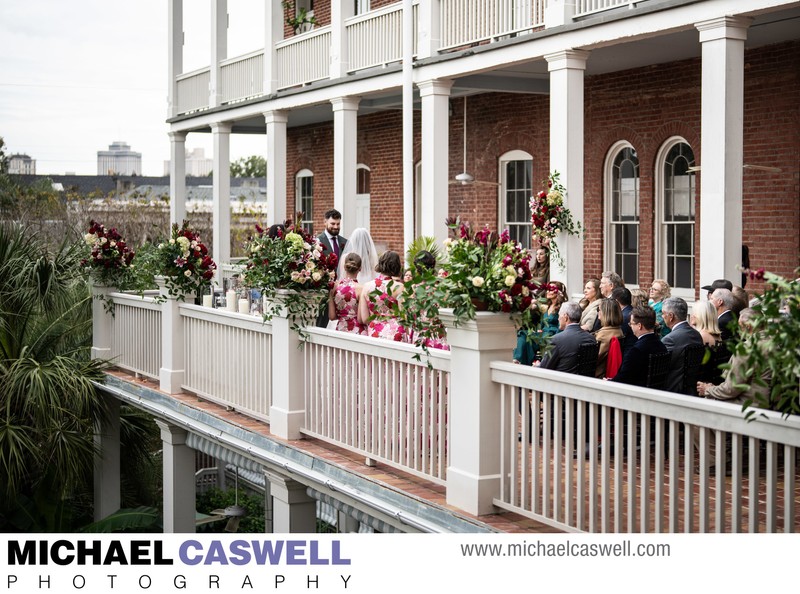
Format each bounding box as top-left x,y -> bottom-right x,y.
605,142 -> 640,286
499,150 -> 533,250
656,139 -> 696,292
354,0 -> 369,14
295,169 -> 314,233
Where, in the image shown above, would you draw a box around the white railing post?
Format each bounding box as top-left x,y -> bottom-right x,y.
158,281 -> 186,394
168,0 -> 183,118
210,0 -> 228,108
264,0 -> 283,95
330,0 -> 355,78
91,284 -> 113,360
416,0 -> 441,59
441,309 -> 516,515
269,294 -> 306,440
545,0 -> 576,27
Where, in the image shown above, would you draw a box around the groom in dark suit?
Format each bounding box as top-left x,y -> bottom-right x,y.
611,305 -> 667,387
316,209 -> 347,327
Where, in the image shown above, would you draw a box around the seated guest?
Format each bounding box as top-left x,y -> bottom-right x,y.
593,298 -> 624,379
661,297 -> 703,394
539,281 -> 567,338
697,309 -> 770,404
648,279 -> 671,338
690,300 -> 724,384
611,286 -> 635,356
710,287 -> 737,343
731,285 -> 749,315
592,271 -> 625,332
630,288 -> 649,309
579,278 -> 602,331
611,306 -> 668,387
537,302 -> 597,374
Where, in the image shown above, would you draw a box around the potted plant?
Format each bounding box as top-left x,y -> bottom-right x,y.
282,1 -> 317,34
242,217 -> 338,329
81,219 -> 135,288
153,221 -> 217,301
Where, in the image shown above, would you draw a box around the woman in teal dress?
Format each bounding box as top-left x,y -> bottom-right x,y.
648,278 -> 671,338
540,281 -> 567,338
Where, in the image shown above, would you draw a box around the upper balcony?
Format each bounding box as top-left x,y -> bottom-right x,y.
173,0 -> 652,117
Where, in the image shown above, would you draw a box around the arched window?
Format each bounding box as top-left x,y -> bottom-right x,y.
656,138 -> 696,294
295,169 -> 314,233
605,142 -> 640,286
355,164 -> 371,230
499,150 -> 533,249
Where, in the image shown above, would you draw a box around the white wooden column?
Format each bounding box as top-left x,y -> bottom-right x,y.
268,299 -> 305,440
156,421 -> 196,533
93,397 -> 120,521
264,0 -> 283,95
210,0 -> 228,108
330,0 -> 355,78
91,284 -> 113,360
697,17 -> 751,287
442,311 -> 517,515
418,79 -> 452,245
265,110 -> 288,227
266,471 -> 317,533
546,49 -> 588,296
211,122 -> 232,264
158,282 -> 185,394
331,97 -> 360,234
416,0 -> 441,59
169,131 -> 187,225
545,0 -> 576,28
167,0 -> 183,118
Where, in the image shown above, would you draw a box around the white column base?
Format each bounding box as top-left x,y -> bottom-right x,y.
268,406 -> 305,441
445,467 -> 502,517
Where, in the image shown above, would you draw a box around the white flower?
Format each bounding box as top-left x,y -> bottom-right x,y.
472,276 -> 485,288
298,276 -> 307,284
550,217 -> 558,224
522,286 -> 530,297
303,242 -> 311,250
169,238 -> 175,245
305,260 -> 316,270
184,269 -> 192,277
290,271 -> 300,281
443,238 -> 454,250
504,275 -> 515,287
84,233 -> 96,246
554,228 -> 561,234
100,237 -> 107,244
109,240 -> 116,248
312,272 -> 321,282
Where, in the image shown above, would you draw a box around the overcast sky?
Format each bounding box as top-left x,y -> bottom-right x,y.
0,0 -> 265,176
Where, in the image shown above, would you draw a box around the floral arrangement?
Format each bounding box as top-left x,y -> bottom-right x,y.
81,219 -> 135,286
529,171 -> 583,269
396,218 -> 541,349
155,221 -> 217,300
242,218 -> 338,324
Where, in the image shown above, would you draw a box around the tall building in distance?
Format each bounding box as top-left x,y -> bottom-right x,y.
97,141 -> 141,175
8,154 -> 36,175
163,147 -> 214,177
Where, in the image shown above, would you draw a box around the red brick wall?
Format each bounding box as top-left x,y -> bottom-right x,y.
284,40 -> 800,291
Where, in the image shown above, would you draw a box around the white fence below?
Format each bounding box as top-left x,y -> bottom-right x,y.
492,362 -> 800,533
303,328 -> 451,485
109,292 -> 162,380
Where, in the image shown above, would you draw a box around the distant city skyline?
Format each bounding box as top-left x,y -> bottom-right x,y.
0,0 -> 265,176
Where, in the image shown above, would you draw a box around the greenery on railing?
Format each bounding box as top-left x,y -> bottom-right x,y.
282,0 -> 317,33
736,268 -> 800,418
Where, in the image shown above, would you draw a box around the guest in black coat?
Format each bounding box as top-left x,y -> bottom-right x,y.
316,209 -> 348,327
611,286 -> 636,357
660,297 -> 704,394
537,302 -> 597,374
611,306 -> 668,387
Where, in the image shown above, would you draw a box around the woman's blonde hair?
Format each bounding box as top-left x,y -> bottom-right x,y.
691,300 -> 721,336
651,279 -> 671,300
630,288 -> 649,309
598,298 -> 623,327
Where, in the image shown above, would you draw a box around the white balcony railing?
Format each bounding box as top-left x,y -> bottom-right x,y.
346,2 -> 406,72
181,304 -> 273,423
575,0 -> 641,18
221,49 -> 264,105
176,67 -> 210,115
492,362 -> 800,533
439,0 -> 536,51
108,292 -> 162,380
303,328 -> 451,485
276,25 -> 333,90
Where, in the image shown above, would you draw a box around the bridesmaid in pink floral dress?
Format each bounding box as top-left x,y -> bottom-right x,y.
328,253 -> 366,334
358,251 -> 407,342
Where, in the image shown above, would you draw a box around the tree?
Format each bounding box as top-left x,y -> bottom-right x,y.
0,136 -> 8,174
0,223 -> 160,530
230,155 -> 266,178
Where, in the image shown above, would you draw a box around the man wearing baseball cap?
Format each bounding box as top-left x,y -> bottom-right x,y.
701,278 -> 733,297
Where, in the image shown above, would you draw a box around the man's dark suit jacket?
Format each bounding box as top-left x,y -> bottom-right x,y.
717,310 -> 736,342
315,232 -> 347,327
619,304 -> 636,355
540,324 -> 597,374
661,321 -> 703,394
611,332 -> 668,387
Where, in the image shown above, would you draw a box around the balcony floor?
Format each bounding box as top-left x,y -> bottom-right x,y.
109,369 -> 558,534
